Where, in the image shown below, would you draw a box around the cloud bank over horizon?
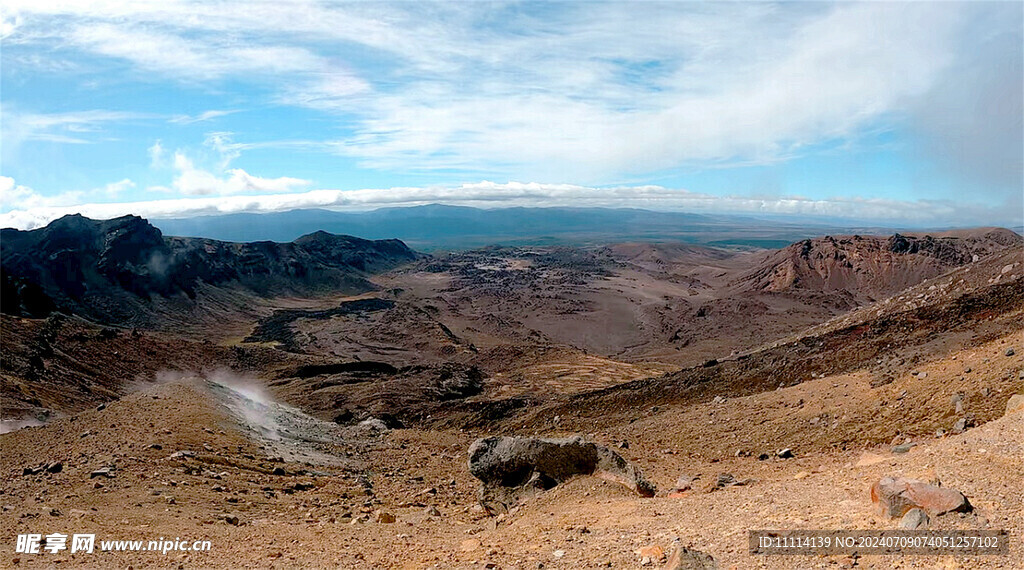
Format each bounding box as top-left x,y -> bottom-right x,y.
0,178 -> 1013,231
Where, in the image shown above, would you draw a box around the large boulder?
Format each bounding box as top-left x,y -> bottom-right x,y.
870,477 -> 971,518
468,436 -> 655,513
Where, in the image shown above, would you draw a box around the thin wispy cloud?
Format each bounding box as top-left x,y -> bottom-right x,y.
1,108 -> 151,148
169,110 -> 238,125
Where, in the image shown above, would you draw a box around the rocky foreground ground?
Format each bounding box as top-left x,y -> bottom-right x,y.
2,332 -> 1021,569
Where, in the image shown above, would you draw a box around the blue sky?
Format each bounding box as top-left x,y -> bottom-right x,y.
0,1 -> 1021,229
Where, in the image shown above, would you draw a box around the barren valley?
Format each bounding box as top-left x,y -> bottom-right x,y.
1,215 -> 1022,569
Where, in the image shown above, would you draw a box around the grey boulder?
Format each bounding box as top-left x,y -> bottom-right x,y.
467,435 -> 655,513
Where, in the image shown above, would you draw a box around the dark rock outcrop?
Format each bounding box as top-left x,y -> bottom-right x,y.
467,435 -> 655,513
1,214 -> 421,324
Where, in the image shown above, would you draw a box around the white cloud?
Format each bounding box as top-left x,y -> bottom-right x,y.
67,23 -> 329,81
1,180 -> 1014,231
101,178 -> 135,197
169,110 -> 237,124
152,151 -> 309,196
203,132 -> 243,169
0,175 -> 133,211
148,140 -> 165,167
0,176 -> 37,208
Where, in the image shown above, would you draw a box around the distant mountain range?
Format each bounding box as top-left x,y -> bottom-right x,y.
150,205 -> 885,250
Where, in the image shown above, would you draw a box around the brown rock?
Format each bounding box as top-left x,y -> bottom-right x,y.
375,511 -> 396,524
870,477 -> 971,518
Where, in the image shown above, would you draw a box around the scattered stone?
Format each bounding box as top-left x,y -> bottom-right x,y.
712,396 -> 726,404
951,417 -> 974,434
224,515 -> 239,526
870,376 -> 894,388
89,467 -> 114,479
793,471 -> 810,480
1006,348 -> 1015,356
467,436 -> 655,513
96,403 -> 106,411
272,467 -> 287,476
705,473 -> 750,492
871,477 -> 971,517
775,448 -> 794,459
668,473 -> 696,497
756,453 -> 770,461
663,541 -> 718,570
375,511 -> 396,524
167,450 -> 194,460
553,550 -> 566,558
284,482 -> 314,493
146,444 -> 163,450
22,466 -> 43,476
358,418 -> 389,432
899,508 -> 930,530
425,506 -> 441,517
891,443 -> 914,454
917,372 -> 927,379
1006,394 -> 1024,416
934,429 -> 946,438
617,440 -> 629,449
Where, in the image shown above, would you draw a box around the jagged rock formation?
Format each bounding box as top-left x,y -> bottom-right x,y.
731,229 -> 1021,301
1,214 -> 421,324
467,435 -> 656,513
